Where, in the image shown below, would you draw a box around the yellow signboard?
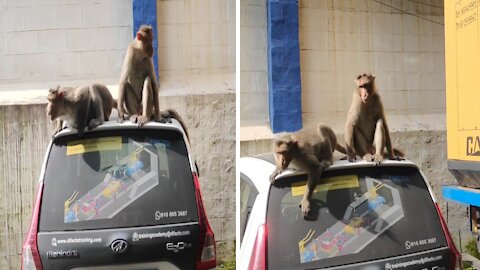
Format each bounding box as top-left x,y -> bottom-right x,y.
66,137 -> 122,155
445,0 -> 480,161
291,175 -> 359,197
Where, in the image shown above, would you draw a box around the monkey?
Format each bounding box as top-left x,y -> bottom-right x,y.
117,25 -> 160,126
344,73 -> 404,164
46,83 -> 114,137
270,123 -> 347,218
160,109 -> 190,142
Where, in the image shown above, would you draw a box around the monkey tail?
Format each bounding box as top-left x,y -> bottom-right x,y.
335,143 -> 348,154
160,109 -> 190,142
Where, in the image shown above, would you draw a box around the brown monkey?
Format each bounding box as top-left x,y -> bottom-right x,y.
46,83 -> 114,136
344,73 -> 403,164
117,25 -> 160,126
270,124 -> 347,218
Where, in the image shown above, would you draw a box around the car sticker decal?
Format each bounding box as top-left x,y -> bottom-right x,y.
298,177 -> 404,263
291,175 -> 359,197
66,137 -> 122,155
64,141 -> 159,223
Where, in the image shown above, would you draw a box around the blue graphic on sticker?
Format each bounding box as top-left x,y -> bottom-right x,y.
383,175 -> 409,185
146,138 -> 171,148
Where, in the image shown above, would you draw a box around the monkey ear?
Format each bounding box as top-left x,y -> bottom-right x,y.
371,74 -> 376,79
57,91 -> 64,99
136,32 -> 143,41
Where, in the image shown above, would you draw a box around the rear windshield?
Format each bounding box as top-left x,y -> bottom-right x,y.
39,129 -> 197,231
267,166 -> 448,269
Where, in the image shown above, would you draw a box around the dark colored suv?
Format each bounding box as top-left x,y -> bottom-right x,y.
22,120 -> 216,270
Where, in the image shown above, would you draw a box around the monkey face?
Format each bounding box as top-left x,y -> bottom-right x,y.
46,88 -> 63,120
46,100 -> 58,120
358,86 -> 370,104
275,152 -> 293,170
137,26 -> 154,58
274,140 -> 295,170
355,74 -> 375,104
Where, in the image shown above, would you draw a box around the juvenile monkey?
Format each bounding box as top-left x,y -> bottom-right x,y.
270,124 -> 347,218
117,25 -> 160,126
344,73 -> 403,164
46,83 -> 114,136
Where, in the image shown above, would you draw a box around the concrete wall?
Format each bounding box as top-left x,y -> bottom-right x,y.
299,0 -> 445,126
0,0 -> 133,89
240,0 -> 269,125
0,92 -> 235,269
157,0 -> 235,95
239,0 -> 446,131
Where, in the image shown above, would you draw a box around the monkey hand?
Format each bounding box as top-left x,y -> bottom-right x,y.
269,172 -> 279,183
362,153 -> 374,162
51,127 -> 64,138
347,152 -> 356,162
300,198 -> 310,218
373,154 -> 383,165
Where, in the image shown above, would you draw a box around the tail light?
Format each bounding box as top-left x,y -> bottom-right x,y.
248,224 -> 267,270
193,173 -> 216,270
435,203 -> 463,270
22,183 -> 44,270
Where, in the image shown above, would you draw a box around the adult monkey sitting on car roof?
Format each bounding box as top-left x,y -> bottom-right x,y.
117,25 -> 160,126
270,124 -> 347,218
344,73 -> 403,164
117,25 -> 191,142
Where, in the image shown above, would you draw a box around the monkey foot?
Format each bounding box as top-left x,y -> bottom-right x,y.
136,116 -> 149,126
88,119 -> 103,130
390,155 -> 404,161
129,115 -> 139,123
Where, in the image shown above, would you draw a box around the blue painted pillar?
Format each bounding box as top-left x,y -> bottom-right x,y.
267,0 -> 302,133
133,0 -> 159,81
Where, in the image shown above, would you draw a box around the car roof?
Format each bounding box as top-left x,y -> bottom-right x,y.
240,153 -> 421,193
50,118 -> 195,173
53,118 -> 188,140
251,152 -> 419,171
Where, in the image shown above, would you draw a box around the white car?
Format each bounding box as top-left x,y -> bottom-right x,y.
239,154 -> 462,270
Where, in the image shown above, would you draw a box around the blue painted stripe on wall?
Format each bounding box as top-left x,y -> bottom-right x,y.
442,185 -> 480,207
267,0 -> 302,133
133,0 -> 159,81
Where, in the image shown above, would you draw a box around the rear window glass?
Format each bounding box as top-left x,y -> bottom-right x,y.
267,166 -> 448,269
39,129 -> 197,231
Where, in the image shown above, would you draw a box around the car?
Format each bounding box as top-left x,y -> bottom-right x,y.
22,118 -> 216,270
239,154 -> 462,270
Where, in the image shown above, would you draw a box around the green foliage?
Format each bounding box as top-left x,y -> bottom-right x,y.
465,237 -> 480,260
217,260 -> 236,270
